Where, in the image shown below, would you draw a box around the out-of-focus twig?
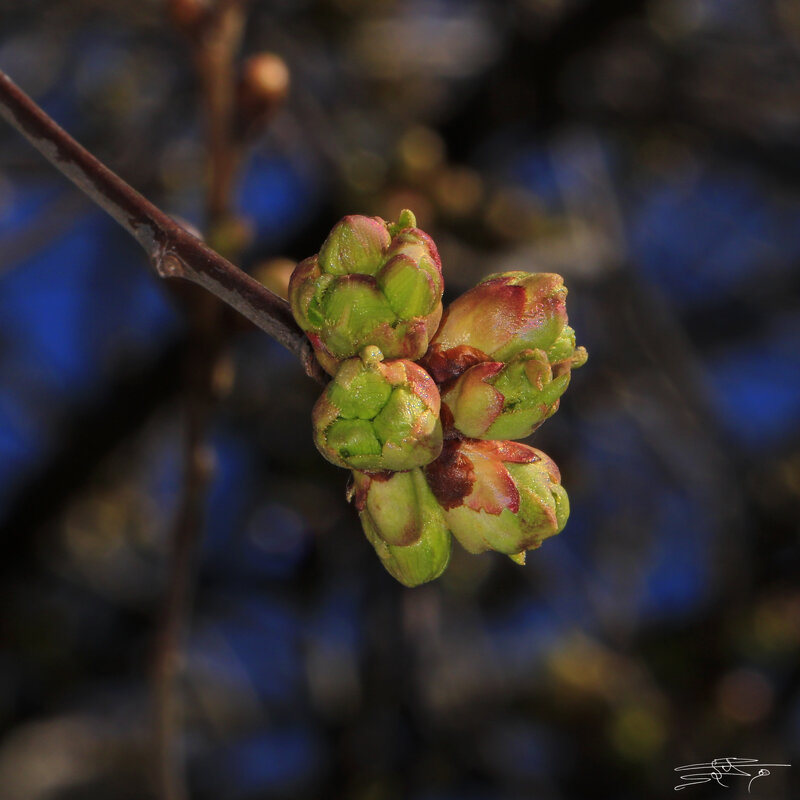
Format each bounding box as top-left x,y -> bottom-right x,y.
152,3 -> 259,800
151,336 -> 216,800
153,308 -> 226,800
0,68 -> 324,383
195,0 -> 246,225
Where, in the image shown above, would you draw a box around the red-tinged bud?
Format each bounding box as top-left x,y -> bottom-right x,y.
420,344 -> 489,385
424,439 -> 568,556
288,211 -> 443,375
349,468 -> 451,587
441,349 -> 572,440
426,272 -> 577,382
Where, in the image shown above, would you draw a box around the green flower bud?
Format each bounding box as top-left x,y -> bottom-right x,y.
312,346 -> 443,472
441,349 -> 572,440
349,468 -> 452,587
319,214 -> 391,276
424,271 -> 586,383
289,211 -> 444,375
424,439 -> 568,556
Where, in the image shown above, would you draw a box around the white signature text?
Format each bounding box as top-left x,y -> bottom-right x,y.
674,757 -> 791,793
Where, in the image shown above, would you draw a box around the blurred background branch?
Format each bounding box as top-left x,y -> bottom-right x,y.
0,1 -> 798,799
152,2 -> 296,800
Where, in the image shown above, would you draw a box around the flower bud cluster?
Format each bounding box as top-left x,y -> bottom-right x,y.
289,211 -> 586,586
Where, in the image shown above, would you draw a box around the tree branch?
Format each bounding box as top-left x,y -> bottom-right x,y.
0,68 -> 326,384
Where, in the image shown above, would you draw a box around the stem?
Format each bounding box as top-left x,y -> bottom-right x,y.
197,0 -> 246,223
154,5 -> 248,800
153,325 -> 223,800
0,68 -> 326,384
152,354 -> 213,800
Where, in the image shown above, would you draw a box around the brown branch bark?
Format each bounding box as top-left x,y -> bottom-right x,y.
0,68 -> 326,385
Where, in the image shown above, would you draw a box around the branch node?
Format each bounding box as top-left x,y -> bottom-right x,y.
157,253 -> 187,279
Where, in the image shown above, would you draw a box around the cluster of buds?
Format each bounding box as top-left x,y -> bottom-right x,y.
289,211 -> 586,586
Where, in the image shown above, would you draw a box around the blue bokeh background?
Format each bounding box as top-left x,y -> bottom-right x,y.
1,2 -> 798,799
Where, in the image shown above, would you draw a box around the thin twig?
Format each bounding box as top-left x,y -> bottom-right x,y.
153,4 -> 249,799
0,68 -> 326,384
196,0 -> 246,224
153,331 -> 221,800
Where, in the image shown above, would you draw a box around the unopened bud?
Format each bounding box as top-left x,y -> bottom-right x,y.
350,468 -> 451,587
424,439 -> 568,556
441,349 -> 571,440
312,346 -> 442,472
252,257 -> 296,300
237,53 -> 290,139
425,272 -> 585,383
289,211 -> 443,375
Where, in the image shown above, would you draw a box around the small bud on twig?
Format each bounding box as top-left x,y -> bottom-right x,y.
168,0 -> 213,33
237,53 -> 290,140
252,258 -> 296,300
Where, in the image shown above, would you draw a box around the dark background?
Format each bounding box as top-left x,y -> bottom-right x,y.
1,1 -> 799,798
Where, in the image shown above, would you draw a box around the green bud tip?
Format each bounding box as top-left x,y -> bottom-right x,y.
387,208 -> 417,236
360,344 -> 384,369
